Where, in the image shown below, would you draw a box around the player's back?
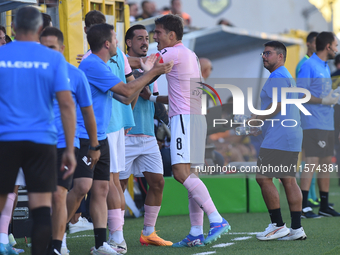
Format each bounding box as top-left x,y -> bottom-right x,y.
0,41 -> 69,144
161,43 -> 202,117
54,63 -> 92,148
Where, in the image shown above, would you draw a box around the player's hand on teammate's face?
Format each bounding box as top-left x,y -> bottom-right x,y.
140,85 -> 152,100
60,149 -> 77,180
141,53 -> 157,72
87,149 -> 101,169
76,54 -> 84,64
153,56 -> 174,75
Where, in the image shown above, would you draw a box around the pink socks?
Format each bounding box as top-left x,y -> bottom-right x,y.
0,193 -> 16,234
188,191 -> 203,236
183,174 -> 222,223
108,209 -> 121,233
143,205 -> 160,236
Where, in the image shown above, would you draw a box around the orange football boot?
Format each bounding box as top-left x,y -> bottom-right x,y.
140,231 -> 173,246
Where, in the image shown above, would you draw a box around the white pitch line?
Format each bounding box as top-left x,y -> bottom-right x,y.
231,236 -> 252,241
212,242 -> 235,248
192,252 -> 216,255
227,232 -> 260,235
67,234 -> 94,239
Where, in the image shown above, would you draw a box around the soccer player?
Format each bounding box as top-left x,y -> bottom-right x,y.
297,32 -> 340,218
252,41 -> 306,240
76,23 -> 173,254
150,14 -> 230,247
119,24 -> 172,247
0,6 -> 76,255
40,27 -> 100,255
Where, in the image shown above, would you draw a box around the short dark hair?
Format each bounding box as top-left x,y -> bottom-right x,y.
14,6 -> 43,34
40,27 -> 64,45
5,35 -> 12,43
306,31 -> 318,43
42,13 -> 52,30
155,14 -> 183,40
264,40 -> 287,62
87,23 -> 113,53
85,10 -> 106,28
125,24 -> 146,51
0,25 -> 6,34
316,31 -> 335,51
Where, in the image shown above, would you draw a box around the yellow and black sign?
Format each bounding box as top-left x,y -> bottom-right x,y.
199,0 -> 231,16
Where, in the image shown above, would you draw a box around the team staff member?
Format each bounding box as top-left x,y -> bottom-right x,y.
295,32 -> 320,208
40,27 -> 100,255
251,41 -> 306,241
0,7 -> 76,255
297,31 -> 340,218
77,10 -> 136,253
77,23 -> 173,254
0,23 -> 20,255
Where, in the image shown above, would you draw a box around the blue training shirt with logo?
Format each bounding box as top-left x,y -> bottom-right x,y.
0,41 -> 70,145
260,66 -> 302,152
78,54 -> 121,141
54,63 -> 92,149
297,53 -> 333,131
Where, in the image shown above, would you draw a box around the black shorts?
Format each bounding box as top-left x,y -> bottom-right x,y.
257,148 -> 299,178
303,129 -> 334,158
0,141 -> 57,194
57,147 -> 79,190
73,138 -> 110,181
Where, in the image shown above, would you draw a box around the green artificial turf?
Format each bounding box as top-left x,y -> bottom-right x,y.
13,176 -> 340,255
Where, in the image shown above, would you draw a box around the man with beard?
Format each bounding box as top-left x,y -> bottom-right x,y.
297,32 -> 340,218
251,41 -> 306,241
78,23 -> 173,254
119,24 -> 172,247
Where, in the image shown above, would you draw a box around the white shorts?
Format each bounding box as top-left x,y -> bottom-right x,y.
119,136 -> 163,180
107,128 -> 125,173
15,168 -> 26,186
170,114 -> 207,165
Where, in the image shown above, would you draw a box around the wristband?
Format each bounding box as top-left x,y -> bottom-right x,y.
89,144 -> 101,151
149,95 -> 157,103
